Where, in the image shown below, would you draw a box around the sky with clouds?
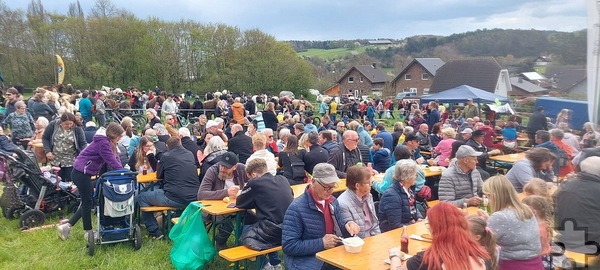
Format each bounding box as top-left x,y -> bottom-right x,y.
3,0 -> 587,40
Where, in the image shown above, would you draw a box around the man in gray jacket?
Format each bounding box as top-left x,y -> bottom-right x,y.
438,145 -> 484,207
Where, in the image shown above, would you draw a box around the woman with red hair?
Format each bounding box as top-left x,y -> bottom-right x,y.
404,202 -> 492,270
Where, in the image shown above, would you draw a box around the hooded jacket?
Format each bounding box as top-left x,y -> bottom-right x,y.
73,128 -> 123,175
229,102 -> 246,125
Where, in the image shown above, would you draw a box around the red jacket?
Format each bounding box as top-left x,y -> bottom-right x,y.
551,139 -> 575,177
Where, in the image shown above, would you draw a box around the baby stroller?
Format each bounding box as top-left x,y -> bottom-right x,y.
0,148 -> 79,229
88,169 -> 141,256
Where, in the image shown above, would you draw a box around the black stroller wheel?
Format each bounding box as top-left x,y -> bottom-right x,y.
19,209 -> 45,230
87,233 -> 96,256
132,225 -> 142,250
2,207 -> 17,219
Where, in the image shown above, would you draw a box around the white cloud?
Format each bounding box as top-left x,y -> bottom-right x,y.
2,0 -> 587,40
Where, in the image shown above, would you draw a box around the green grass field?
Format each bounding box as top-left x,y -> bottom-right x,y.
297,47 -> 367,60
0,185 -> 257,270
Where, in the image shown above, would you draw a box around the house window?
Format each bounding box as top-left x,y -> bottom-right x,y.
348,77 -> 354,83
360,76 -> 364,83
422,73 -> 429,80
405,74 -> 412,80
423,88 -> 430,94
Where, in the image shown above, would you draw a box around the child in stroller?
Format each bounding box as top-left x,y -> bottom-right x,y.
40,165 -> 77,193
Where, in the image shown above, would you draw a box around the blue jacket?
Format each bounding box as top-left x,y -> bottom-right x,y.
282,187 -> 342,270
320,140 -> 338,154
79,98 -> 92,117
374,130 -> 394,151
426,109 -> 440,133
357,125 -> 373,147
378,181 -> 420,232
372,148 -> 391,173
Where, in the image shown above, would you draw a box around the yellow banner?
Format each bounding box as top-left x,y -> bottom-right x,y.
56,54 -> 65,84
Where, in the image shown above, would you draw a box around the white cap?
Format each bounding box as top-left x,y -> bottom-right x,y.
206,120 -> 218,129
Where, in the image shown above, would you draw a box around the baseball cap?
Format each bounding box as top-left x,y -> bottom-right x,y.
312,163 -> 340,184
405,133 -> 419,142
206,120 -> 218,129
471,130 -> 486,137
461,128 -> 473,134
85,121 -> 97,128
456,145 -> 483,159
219,152 -> 239,168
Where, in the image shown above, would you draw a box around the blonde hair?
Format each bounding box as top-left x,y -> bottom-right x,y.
483,175 -> 534,221
466,215 -> 497,269
523,178 -> 550,199
441,127 -> 456,138
522,195 -> 554,240
298,133 -> 309,149
251,133 -> 266,150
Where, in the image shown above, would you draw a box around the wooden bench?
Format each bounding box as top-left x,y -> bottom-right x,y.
219,245 -> 282,263
140,206 -> 179,237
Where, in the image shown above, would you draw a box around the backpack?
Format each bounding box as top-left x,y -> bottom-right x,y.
288,153 -> 306,182
556,148 -> 568,167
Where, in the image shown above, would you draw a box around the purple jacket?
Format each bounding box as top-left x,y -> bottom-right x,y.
73,130 -> 123,175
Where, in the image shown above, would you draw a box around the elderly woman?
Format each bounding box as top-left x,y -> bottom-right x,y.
152,123 -> 170,143
42,112 -> 87,182
29,116 -> 49,163
198,136 -> 227,181
31,92 -> 55,121
373,145 -> 426,194
479,176 -> 542,269
145,108 -> 161,129
277,128 -> 291,152
335,165 -> 380,238
2,101 -> 35,148
506,147 -> 556,192
432,127 -> 457,167
580,122 -> 600,148
378,159 -> 422,232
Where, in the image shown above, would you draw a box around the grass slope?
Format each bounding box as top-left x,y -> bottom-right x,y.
298,47 -> 367,60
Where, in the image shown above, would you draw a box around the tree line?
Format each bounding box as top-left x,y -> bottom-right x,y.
0,0 -> 313,96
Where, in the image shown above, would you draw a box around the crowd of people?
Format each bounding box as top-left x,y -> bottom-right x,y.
2,83 -> 600,269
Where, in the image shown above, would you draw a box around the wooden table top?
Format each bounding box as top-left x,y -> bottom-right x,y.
197,199 -> 243,216
137,172 -> 159,183
496,136 -> 529,142
316,208 -> 481,269
136,169 -> 200,183
489,152 -> 526,163
372,168 -> 442,183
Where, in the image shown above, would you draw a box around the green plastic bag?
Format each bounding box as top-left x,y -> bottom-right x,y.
170,202 -> 216,270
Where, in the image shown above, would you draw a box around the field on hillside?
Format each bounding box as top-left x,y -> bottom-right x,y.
298,47 -> 367,60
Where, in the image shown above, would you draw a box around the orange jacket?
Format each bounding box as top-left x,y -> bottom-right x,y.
551,139 -> 575,177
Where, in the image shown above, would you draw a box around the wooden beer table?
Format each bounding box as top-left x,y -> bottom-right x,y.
489,152 -> 526,163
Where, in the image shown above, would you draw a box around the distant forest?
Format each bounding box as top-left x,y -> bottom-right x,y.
287,29 -> 586,90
